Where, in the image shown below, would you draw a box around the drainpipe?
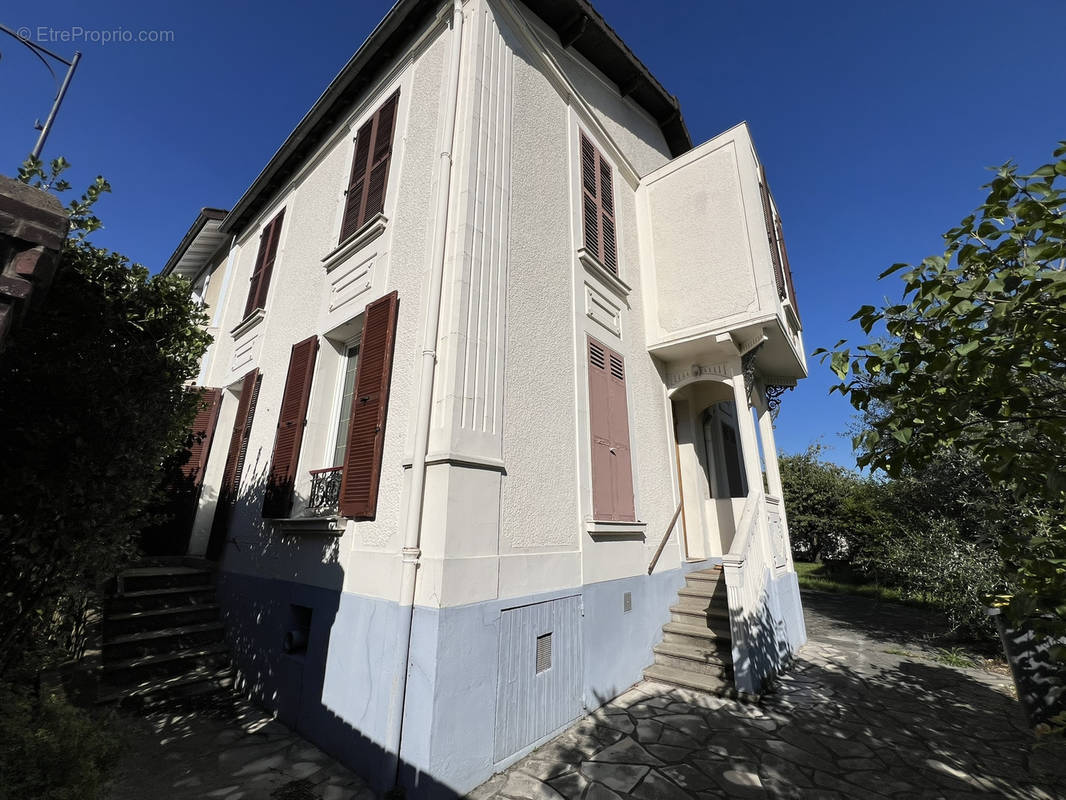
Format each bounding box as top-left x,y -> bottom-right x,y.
386,0 -> 464,791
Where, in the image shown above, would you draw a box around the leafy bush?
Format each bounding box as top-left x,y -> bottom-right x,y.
782,445 -> 1013,644
853,516 -> 1008,642
0,161 -> 210,675
0,685 -> 121,800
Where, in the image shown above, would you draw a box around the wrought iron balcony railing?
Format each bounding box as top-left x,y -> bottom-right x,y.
307,466 -> 342,514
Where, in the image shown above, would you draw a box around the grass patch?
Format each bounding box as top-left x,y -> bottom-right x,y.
933,647 -> 976,669
794,561 -> 932,607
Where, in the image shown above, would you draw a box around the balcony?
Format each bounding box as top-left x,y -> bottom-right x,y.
636,122 -> 805,381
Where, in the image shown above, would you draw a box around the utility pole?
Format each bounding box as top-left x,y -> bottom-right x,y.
0,23 -> 81,161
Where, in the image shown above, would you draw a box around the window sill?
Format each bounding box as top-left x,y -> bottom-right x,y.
274,515 -> 344,535
586,519 -> 646,540
230,307 -> 265,339
322,213 -> 388,273
578,248 -> 631,299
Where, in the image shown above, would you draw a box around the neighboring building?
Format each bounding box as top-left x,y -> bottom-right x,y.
162,0 -> 807,795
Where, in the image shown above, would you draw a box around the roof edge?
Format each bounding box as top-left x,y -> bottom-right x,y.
161,207 -> 229,277
219,0 -> 691,238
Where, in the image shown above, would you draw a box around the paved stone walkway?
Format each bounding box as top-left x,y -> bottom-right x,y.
107,698 -> 375,800
470,591 -> 1064,800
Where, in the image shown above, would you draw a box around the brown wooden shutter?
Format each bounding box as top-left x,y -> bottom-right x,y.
244,210 -> 285,318
775,217 -> 800,318
262,336 -> 319,518
339,91 -> 400,243
607,350 -> 635,521
758,166 -> 786,300
338,291 -> 399,518
182,387 -> 223,490
580,132 -> 618,274
588,337 -> 635,521
588,338 -> 613,520
219,369 -> 262,502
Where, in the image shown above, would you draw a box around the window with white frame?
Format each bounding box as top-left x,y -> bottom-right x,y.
332,345 -> 360,467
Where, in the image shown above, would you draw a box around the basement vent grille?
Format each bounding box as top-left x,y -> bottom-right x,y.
535,633 -> 552,673
623,592 -> 632,613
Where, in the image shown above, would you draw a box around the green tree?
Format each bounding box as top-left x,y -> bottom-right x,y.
817,143 -> 1066,639
779,445 -> 881,563
0,158 -> 211,675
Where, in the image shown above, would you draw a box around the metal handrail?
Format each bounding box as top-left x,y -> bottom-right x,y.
647,500 -> 684,575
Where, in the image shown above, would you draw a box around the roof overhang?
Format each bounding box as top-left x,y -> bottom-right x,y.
162,207 -> 229,279
220,0 -> 692,237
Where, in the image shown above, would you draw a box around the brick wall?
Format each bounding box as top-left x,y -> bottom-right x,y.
0,175 -> 69,349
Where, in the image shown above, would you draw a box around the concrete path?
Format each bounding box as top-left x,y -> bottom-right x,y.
470,591 -> 1063,800
107,698 -> 375,800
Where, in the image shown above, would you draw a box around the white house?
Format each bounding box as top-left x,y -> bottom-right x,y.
162,0 -> 807,795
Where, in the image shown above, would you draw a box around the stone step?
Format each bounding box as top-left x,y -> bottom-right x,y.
671,595 -> 730,615
102,622 -> 225,660
653,640 -> 731,667
642,663 -> 757,703
107,584 -> 216,613
112,584 -> 215,600
96,665 -> 235,706
104,621 -> 224,647
676,584 -> 722,600
661,621 -> 731,648
107,602 -> 219,622
101,643 -> 230,677
683,571 -> 722,589
117,566 -> 214,595
105,603 -> 220,637
669,606 -> 730,627
642,663 -> 730,695
652,650 -> 731,678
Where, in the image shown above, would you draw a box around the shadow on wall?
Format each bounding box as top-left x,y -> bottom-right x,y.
205,466 -> 465,799
730,568 -> 806,695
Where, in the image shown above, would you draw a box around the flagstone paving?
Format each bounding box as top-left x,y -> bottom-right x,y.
107,698 -> 375,800
469,591 -> 1065,800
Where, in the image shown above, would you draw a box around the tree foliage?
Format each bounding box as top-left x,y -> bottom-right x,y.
781,446 -> 1012,641
0,160 -> 211,675
779,445 -> 882,563
817,143 -> 1066,638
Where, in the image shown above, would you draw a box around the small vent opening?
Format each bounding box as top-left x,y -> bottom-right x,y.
623,591 -> 632,613
284,604 -> 312,655
535,632 -> 552,674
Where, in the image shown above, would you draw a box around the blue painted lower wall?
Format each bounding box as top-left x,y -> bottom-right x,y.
216,560 -> 721,798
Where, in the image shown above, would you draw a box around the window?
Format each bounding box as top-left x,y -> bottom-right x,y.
340,91 -> 399,242
243,209 -> 285,319
332,345 -> 360,467
587,336 -> 635,521
579,131 -> 617,274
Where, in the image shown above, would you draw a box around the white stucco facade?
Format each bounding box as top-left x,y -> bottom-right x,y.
163,1 -> 808,795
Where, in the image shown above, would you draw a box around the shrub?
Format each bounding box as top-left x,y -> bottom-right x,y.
0,684 -> 121,800
852,515 -> 1009,642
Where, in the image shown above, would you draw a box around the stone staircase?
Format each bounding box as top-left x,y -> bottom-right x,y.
643,565 -> 744,698
97,559 -> 235,707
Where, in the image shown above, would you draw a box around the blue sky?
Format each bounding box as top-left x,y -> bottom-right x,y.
2,0 -> 1063,466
